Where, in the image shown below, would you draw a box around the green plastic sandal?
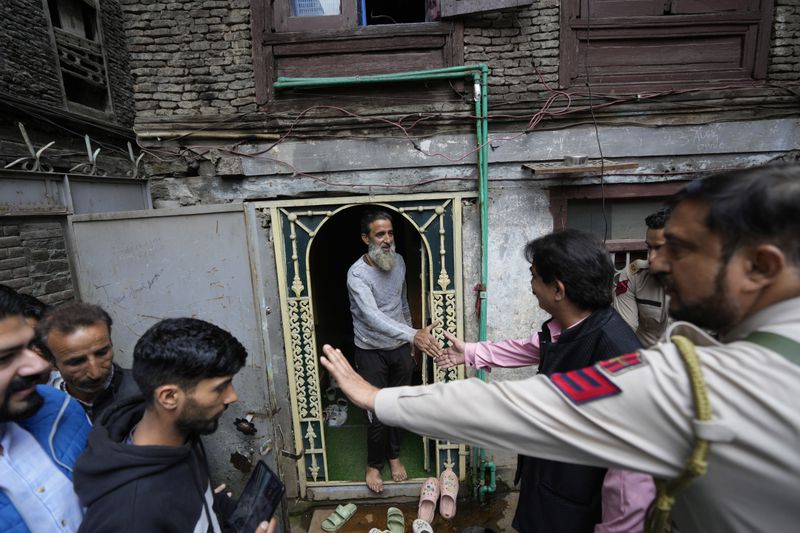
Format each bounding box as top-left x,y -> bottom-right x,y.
321,503 -> 357,532
387,506 -> 405,533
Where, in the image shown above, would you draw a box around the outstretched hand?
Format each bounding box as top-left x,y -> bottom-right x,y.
435,330 -> 466,369
320,344 -> 379,411
414,321 -> 443,358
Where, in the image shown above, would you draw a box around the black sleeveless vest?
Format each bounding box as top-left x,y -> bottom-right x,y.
512,306 -> 642,533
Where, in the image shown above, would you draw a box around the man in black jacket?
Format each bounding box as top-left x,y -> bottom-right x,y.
73,317 -> 276,533
437,230 -> 647,532
37,302 -> 140,422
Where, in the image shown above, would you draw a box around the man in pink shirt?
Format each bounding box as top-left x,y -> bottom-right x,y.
437,230 -> 655,533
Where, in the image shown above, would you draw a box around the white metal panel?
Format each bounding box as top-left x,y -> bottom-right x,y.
66,204 -> 280,501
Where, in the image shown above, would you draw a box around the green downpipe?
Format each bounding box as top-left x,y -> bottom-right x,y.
478,460 -> 497,501
274,65 -> 495,500
473,65 -> 495,503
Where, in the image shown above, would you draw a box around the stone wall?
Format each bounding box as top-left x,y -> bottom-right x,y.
0,220 -> 74,305
102,1 -> 136,127
121,0 -> 256,118
463,0 -> 800,107
0,0 -> 134,126
0,0 -> 64,107
770,0 -> 800,82
463,0 -> 559,106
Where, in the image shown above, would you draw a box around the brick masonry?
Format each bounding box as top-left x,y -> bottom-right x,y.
769,0 -> 800,82
120,0 -> 256,118
464,0 -> 800,106
463,0 -> 560,105
0,221 -> 74,306
0,0 -> 134,126
120,0 -> 798,117
0,0 -> 64,108
101,0 -> 136,126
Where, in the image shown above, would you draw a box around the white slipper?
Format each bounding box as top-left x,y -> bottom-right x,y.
412,518 -> 433,533
327,399 -> 349,427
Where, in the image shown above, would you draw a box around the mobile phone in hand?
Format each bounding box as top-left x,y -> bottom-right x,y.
228,460 -> 285,533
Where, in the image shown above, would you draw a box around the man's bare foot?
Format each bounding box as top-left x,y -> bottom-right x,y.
389,458 -> 408,482
366,466 -> 384,493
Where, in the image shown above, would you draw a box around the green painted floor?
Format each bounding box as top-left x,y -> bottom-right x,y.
324,398 -> 429,481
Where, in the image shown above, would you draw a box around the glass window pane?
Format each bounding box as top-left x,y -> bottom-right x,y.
566,199 -> 665,241
291,0 -> 341,16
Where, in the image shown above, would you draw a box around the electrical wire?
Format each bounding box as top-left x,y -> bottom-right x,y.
583,0 -> 609,243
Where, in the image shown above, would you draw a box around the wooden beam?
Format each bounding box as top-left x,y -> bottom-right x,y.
523,160 -> 639,177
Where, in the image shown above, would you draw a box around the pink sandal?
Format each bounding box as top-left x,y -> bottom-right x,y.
438,468 -> 459,519
417,477 -> 439,523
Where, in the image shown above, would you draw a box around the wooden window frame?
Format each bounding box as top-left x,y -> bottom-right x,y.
252,0 -> 532,106
440,0 -> 533,17
549,181 -> 689,267
559,0 -> 775,92
44,0 -> 114,119
273,0 -> 358,33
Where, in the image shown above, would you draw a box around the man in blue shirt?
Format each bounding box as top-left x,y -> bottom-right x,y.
0,290 -> 90,533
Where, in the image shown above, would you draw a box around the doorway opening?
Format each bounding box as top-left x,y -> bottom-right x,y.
309,204 -> 430,482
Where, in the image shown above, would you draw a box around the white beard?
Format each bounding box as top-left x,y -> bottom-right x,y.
368,241 -> 397,271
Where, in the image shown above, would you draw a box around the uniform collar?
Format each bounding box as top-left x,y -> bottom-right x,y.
720,296 -> 800,343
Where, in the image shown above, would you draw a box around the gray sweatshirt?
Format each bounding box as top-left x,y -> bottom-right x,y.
347,254 -> 415,350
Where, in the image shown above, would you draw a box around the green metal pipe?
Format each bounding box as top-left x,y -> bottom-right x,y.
273,65 -> 495,499
275,65 -> 491,88
478,460 -> 497,503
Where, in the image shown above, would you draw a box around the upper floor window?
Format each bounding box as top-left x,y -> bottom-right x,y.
47,0 -> 111,115
252,0 -> 533,105
559,0 -> 774,92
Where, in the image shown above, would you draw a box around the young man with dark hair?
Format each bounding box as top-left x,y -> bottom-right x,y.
0,290 -> 91,532
613,207 -> 672,345
438,229 -> 649,533
322,164 -> 800,533
73,317 -> 274,533
37,302 -> 139,421
0,286 -> 52,383
347,208 -> 442,492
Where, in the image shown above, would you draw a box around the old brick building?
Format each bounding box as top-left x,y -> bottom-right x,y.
1,0 -> 143,304
106,0 -> 800,507
2,0 -> 799,516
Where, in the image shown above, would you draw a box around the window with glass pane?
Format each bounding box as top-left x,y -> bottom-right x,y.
292,0 -> 340,16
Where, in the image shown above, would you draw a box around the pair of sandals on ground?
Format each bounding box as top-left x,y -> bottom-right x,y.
320,468 -> 458,533
320,504 -> 416,533
368,507 -> 433,533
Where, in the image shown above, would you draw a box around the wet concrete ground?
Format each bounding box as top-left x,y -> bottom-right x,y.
291,490 -> 519,533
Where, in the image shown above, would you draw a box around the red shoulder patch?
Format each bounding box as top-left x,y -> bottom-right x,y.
615,279 -> 629,295
549,366 -> 621,405
598,352 -> 644,376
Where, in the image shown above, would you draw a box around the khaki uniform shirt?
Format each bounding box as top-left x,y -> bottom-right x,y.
613,260 -> 670,346
376,297 -> 800,533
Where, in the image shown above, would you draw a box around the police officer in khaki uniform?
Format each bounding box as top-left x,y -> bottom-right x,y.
613,208 -> 671,346
320,165 -> 800,533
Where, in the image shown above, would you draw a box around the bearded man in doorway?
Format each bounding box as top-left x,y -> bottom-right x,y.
346,209 -> 443,493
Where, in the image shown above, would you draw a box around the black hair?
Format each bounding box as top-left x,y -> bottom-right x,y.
672,164 -> 800,265
17,293 -> 50,321
645,207 -> 672,230
37,302 -> 113,357
133,317 -> 247,404
0,288 -> 24,321
360,208 -> 392,235
524,229 -> 614,310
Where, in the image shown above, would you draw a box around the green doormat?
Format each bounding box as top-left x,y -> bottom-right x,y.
325,400 -> 428,481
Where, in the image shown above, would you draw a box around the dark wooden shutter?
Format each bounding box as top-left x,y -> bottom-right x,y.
440,0 -> 534,18
579,0 -> 664,18
560,0 -> 773,91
